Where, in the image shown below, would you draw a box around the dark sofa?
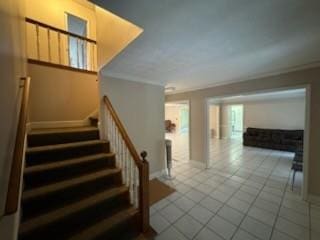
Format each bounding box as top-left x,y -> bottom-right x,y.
243,128 -> 303,152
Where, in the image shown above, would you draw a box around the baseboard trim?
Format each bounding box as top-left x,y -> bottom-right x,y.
29,120 -> 90,129
189,160 -> 206,169
149,169 -> 166,180
308,194 -> 320,206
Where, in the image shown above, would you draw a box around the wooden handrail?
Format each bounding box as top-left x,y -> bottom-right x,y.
103,95 -> 143,169
25,17 -> 97,44
5,77 -> 31,215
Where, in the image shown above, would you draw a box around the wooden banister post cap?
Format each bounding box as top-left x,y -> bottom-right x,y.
140,151 -> 147,162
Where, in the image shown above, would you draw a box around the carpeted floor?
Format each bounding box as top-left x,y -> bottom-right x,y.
149,179 -> 175,206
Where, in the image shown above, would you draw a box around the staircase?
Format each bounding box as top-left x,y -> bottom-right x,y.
19,126 -> 145,240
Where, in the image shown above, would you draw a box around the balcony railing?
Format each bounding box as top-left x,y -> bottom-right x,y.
26,18 -> 97,73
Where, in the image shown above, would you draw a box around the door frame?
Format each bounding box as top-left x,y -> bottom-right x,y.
229,104 -> 244,139
165,100 -> 191,162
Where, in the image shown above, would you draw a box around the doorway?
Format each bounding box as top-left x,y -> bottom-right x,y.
229,105 -> 244,139
165,101 -> 190,162
205,88 -> 309,200
66,13 -> 88,69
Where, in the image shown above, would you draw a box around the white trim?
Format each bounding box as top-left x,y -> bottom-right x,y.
189,160 -> 206,169
29,120 -> 90,129
100,72 -> 165,87
165,99 -> 191,162
308,195 -> 320,206
204,99 -> 210,169
302,85 -> 311,201
85,108 -> 99,120
28,108 -> 99,130
149,169 -> 166,180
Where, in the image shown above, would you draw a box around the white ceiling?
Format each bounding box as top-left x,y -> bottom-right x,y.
92,0 -> 320,93
209,88 -> 306,104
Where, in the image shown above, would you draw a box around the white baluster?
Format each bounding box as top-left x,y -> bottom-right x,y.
117,129 -> 121,168
36,24 -> 40,60
111,119 -> 115,152
106,111 -> 109,141
133,166 -> 138,208
119,138 -> 124,183
122,148 -> 128,186
47,29 -> 51,62
58,32 -> 61,64
129,156 -> 134,204
121,141 -> 126,183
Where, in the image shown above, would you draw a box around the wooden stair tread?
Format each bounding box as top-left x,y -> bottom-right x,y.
67,207 -> 138,240
25,153 -> 115,174
27,140 -> 108,153
29,126 -> 98,135
20,186 -> 129,235
23,168 -> 121,201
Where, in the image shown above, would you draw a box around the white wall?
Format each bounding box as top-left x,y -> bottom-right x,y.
0,0 -> 26,236
220,97 -> 305,138
100,76 -> 165,174
243,97 -> 305,130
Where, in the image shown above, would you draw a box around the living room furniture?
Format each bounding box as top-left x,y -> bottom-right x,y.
165,120 -> 176,133
243,128 -> 304,152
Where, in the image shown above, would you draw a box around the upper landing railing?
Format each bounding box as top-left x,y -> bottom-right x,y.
26,18 -> 97,73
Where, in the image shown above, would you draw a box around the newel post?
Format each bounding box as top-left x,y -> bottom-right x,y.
140,151 -> 150,233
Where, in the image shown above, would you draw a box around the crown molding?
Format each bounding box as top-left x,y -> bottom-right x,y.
166,61 -> 320,95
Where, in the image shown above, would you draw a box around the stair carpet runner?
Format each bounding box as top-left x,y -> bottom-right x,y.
19,127 -> 141,240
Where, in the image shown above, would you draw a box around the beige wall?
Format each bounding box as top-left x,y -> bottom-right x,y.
26,0 -> 97,39
95,6 -> 143,69
25,0 -> 143,72
218,97 -> 306,138
209,105 -> 220,138
100,77 -> 165,174
28,63 -> 99,123
0,0 -> 26,235
243,97 -> 305,130
166,67 -> 320,197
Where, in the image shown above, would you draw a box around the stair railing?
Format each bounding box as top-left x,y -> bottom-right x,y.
103,95 -> 150,233
5,77 -> 31,215
25,18 -> 97,73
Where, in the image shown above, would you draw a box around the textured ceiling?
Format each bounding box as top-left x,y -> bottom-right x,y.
92,0 -> 320,92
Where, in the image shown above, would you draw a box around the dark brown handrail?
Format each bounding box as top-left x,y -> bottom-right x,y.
103,95 -> 149,233
25,17 -> 97,44
103,95 -> 143,169
5,77 -> 31,215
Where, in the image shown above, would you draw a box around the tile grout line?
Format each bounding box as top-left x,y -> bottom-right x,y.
154,140 -> 305,240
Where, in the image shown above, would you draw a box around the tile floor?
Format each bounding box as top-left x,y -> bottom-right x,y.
151,137 -> 319,240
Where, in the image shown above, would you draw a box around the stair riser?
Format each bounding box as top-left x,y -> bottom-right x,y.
95,214 -> 140,240
24,156 -> 116,189
28,130 -> 100,147
20,191 -> 130,240
26,142 -> 110,166
22,172 -> 122,220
